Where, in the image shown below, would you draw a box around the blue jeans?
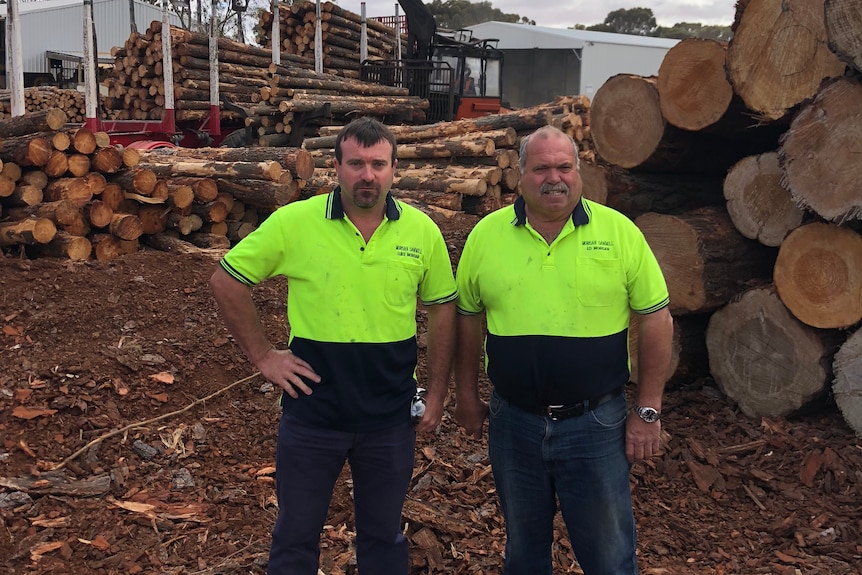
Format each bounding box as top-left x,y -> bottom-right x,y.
488,389 -> 638,575
267,413 -> 415,575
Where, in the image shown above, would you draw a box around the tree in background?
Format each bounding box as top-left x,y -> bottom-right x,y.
426,0 -> 534,29
580,7 -> 731,40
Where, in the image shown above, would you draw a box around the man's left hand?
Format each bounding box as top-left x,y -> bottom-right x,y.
625,413 -> 663,463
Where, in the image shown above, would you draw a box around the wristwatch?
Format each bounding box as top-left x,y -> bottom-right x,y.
634,405 -> 661,423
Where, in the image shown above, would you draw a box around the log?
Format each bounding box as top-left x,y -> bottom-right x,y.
68,127 -> 98,154
396,138 -> 495,160
20,170 -> 48,189
723,152 -> 805,246
91,146 -> 124,173
190,200 -> 229,224
772,222 -> 862,329
167,184 -> 195,210
215,178 -> 300,209
602,165 -> 726,220
113,168 -> 158,195
186,232 -> 231,249
44,151 -> 69,178
726,0 -> 846,120
635,207 -> 778,315
140,147 -> 314,179
0,108 -> 67,137
832,327 -> 862,437
91,233 -> 124,262
109,213 -> 144,241
100,183 -> 125,210
656,38 -> 732,131
706,287 -> 841,418
67,154 -> 91,177
778,77 -> 862,223
0,135 -> 53,166
6,184 -> 44,207
138,160 -> 283,182
6,200 -> 80,226
391,175 -> 486,196
85,200 -> 114,229
0,217 -> 57,245
170,177 -> 219,202
37,231 -> 92,261
825,0 -> 862,72
137,204 -> 168,235
43,177 -> 92,207
146,232 -> 210,254
391,189 -> 463,211
591,75 -> 780,173
629,313 -> 710,389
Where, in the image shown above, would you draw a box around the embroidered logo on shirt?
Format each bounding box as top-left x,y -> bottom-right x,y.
582,240 -> 614,252
395,245 -> 423,260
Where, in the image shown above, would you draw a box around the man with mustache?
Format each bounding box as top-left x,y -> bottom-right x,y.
454,125 -> 673,574
210,117 -> 456,575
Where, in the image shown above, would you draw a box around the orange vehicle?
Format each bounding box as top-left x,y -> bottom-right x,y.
361,1 -> 504,123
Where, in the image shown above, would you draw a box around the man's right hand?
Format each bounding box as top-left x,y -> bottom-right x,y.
257,348 -> 321,398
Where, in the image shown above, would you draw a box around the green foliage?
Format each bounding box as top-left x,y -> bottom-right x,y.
654,22 -> 732,41
587,7 -> 657,35
426,0 -> 533,29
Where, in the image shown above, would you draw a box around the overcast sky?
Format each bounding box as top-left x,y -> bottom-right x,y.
352,0 -> 736,28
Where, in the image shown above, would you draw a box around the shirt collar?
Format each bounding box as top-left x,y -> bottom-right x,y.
327,186 -> 401,221
512,194 -> 590,227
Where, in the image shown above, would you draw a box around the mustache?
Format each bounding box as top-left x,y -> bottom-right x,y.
540,183 -> 569,194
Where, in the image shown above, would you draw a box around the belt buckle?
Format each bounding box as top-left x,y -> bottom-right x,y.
547,405 -> 564,421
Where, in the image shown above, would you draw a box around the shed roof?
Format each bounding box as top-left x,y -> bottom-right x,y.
466,21 -> 679,50
5,0 -> 172,17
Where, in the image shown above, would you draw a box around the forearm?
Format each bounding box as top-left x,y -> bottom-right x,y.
424,301 -> 456,404
635,307 -> 674,409
454,313 -> 483,405
210,266 -> 273,367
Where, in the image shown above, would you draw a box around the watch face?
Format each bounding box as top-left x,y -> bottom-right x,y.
638,407 -> 659,423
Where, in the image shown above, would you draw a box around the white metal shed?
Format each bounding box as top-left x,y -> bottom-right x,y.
2,0 -> 181,86
465,21 -> 679,108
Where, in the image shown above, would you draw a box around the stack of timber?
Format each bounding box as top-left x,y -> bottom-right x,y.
302,96 -> 592,216
103,20 -> 427,138
590,0 -> 862,436
0,107 -> 316,259
0,87 -> 93,123
256,1 -> 404,75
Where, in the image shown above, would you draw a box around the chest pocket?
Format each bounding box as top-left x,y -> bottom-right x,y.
575,257 -> 627,307
385,260 -> 423,306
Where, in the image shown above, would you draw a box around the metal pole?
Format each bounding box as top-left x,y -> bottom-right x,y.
360,2 -> 367,63
82,0 -> 99,129
271,0 -> 280,66
161,0 -> 176,132
208,0 -> 220,135
394,4 -> 401,62
314,0 -> 323,74
7,0 -> 25,116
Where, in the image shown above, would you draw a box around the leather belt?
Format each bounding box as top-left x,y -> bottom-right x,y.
523,386 -> 624,421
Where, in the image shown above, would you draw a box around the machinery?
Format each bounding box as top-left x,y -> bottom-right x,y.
361,0 -> 504,123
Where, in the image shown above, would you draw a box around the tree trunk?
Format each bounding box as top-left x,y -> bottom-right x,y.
0,108 -> 67,137
43,177 -> 92,207
723,151 -> 808,248
603,165 -> 726,220
706,287 -> 841,418
6,184 -> 43,207
391,189 -> 462,211
773,222 -> 862,329
113,168 -> 158,195
140,147 -> 314,179
45,151 -> 69,178
37,231 -> 92,261
0,216 -> 57,245
138,160 -> 283,182
629,313 -> 710,388
85,200 -> 114,229
635,207 -> 778,315
92,147 -> 124,174
591,75 -> 780,173
215,178 -> 300,209
657,38 -> 733,131
0,135 -> 53,167
91,233 -> 124,262
825,0 -> 862,73
6,200 -> 80,225
109,213 -> 144,241
67,154 -> 92,178
832,327 -> 862,437
778,77 -> 862,223
726,0 -> 846,120
396,138 -> 495,160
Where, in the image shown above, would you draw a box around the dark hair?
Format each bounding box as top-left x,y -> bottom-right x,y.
334,117 -> 397,164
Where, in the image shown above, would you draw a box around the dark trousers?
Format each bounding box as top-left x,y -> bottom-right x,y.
267,413 -> 416,575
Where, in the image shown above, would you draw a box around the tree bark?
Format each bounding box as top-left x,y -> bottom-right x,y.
138,160 -> 283,182
706,286 -> 841,418
629,313 -> 710,388
0,135 -> 53,167
109,213 -> 144,241
43,177 -> 93,207
0,108 -> 67,137
726,0 -> 846,120
778,77 -> 862,223
825,0 -> 862,73
6,200 -> 80,225
396,138 -> 495,160
37,231 -> 92,261
635,207 -> 778,315
215,178 -> 300,209
140,147 -> 314,179
391,189 -> 462,211
0,216 -> 57,245
773,222 -> 862,329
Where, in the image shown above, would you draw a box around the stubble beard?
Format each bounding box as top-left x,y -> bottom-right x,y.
352,183 -> 382,209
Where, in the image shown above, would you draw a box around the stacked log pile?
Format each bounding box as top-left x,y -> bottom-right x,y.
0,108 -> 315,260
590,0 -> 862,435
0,87 -> 94,122
256,0 -> 404,75
104,20 -> 426,137
301,95 -> 592,216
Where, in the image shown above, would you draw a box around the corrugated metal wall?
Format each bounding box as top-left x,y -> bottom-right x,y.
11,0 -> 180,74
